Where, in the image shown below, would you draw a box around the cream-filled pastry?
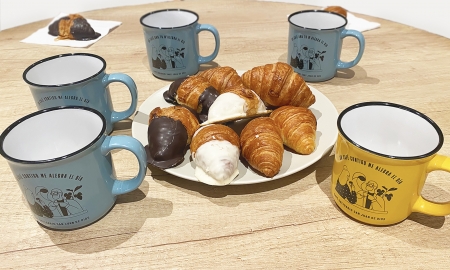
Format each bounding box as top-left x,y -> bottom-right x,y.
201,85 -> 270,125
190,124 -> 240,186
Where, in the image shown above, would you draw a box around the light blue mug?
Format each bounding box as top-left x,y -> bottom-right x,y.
23,53 -> 138,134
140,9 -> 220,80
0,106 -> 147,230
287,10 -> 365,82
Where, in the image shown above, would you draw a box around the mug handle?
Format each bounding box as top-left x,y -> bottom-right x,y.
101,136 -> 147,196
196,24 -> 220,64
336,29 -> 365,69
412,154 -> 450,215
102,73 -> 138,124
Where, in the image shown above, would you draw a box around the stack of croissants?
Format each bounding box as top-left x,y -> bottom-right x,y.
146,62 -> 318,186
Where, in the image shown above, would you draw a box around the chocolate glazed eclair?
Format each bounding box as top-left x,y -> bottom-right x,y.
163,76 -> 220,123
146,106 -> 199,169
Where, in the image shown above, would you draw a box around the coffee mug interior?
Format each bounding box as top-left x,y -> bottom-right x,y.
289,10 -> 346,30
339,103 -> 442,158
24,54 -> 105,86
1,107 -> 104,162
141,9 -> 198,28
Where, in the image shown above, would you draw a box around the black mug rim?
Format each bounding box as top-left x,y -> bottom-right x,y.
23,53 -> 107,88
337,101 -> 444,160
288,9 -> 348,31
0,106 -> 106,164
140,9 -> 199,29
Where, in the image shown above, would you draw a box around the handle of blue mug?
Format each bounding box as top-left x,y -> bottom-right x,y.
196,24 -> 220,64
101,136 -> 147,196
336,29 -> 365,69
102,73 -> 138,124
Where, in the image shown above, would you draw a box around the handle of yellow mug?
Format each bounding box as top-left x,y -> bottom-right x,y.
412,154 -> 450,216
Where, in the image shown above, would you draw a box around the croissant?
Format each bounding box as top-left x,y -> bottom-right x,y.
241,62 -> 315,108
240,117 -> 284,178
324,6 -> 347,17
163,76 -> 219,123
190,124 -> 241,185
270,106 -> 317,155
146,106 -> 199,169
48,14 -> 101,41
203,85 -> 269,125
197,66 -> 244,93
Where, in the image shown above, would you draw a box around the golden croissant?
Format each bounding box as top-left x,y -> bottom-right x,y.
270,106 -> 317,155
240,117 -> 284,178
197,66 -> 244,93
241,62 -> 315,108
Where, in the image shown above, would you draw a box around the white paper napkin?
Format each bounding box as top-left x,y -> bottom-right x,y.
346,12 -> 380,32
21,13 -> 122,48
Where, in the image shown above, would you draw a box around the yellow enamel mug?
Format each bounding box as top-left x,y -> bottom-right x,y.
331,102 -> 450,225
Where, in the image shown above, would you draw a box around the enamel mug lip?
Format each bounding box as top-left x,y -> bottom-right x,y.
140,9 -> 199,29
337,101 -> 444,160
0,106 -> 106,165
22,53 -> 107,88
288,9 -> 348,31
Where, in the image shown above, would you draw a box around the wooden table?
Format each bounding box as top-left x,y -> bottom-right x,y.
1,0 -> 450,269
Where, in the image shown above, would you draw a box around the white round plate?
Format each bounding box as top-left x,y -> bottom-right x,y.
132,80 -> 338,185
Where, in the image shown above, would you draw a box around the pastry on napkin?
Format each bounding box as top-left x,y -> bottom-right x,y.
21,13 -> 122,48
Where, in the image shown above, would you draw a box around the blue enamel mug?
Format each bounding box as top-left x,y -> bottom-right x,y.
0,106 -> 147,230
140,9 -> 220,80
288,10 -> 365,82
23,53 -> 138,134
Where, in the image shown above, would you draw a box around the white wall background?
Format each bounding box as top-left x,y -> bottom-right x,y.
1,0 -> 449,39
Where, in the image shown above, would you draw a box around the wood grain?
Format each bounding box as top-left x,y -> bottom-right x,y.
0,0 -> 449,269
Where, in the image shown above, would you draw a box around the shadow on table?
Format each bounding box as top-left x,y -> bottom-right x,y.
152,149 -> 335,207
42,178 -> 172,254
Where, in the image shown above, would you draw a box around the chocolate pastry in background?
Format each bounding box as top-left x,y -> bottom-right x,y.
48,14 -> 101,41
163,76 -> 219,123
197,66 -> 244,93
240,117 -> 284,178
190,124 -> 241,186
324,6 -> 348,17
241,62 -> 316,108
202,85 -> 270,125
270,106 -> 317,155
146,106 -> 199,169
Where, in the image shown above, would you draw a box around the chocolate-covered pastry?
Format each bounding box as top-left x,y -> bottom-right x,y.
163,76 -> 219,123
48,14 -> 101,41
146,106 -> 199,169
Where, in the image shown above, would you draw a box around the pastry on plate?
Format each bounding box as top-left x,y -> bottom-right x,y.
241,62 -> 315,108
146,106 -> 199,169
163,76 -> 219,123
270,105 -> 317,155
190,124 -> 240,186
197,66 -> 244,93
240,117 -> 284,178
201,85 -> 271,125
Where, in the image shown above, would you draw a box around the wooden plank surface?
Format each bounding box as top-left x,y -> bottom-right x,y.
0,0 -> 449,269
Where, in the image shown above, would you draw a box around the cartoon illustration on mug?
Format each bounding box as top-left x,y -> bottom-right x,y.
335,166 -> 397,213
152,45 -> 185,70
290,43 -> 326,71
24,185 -> 86,219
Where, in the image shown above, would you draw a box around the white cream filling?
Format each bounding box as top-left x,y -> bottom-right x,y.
192,140 -> 240,186
204,91 -> 267,124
